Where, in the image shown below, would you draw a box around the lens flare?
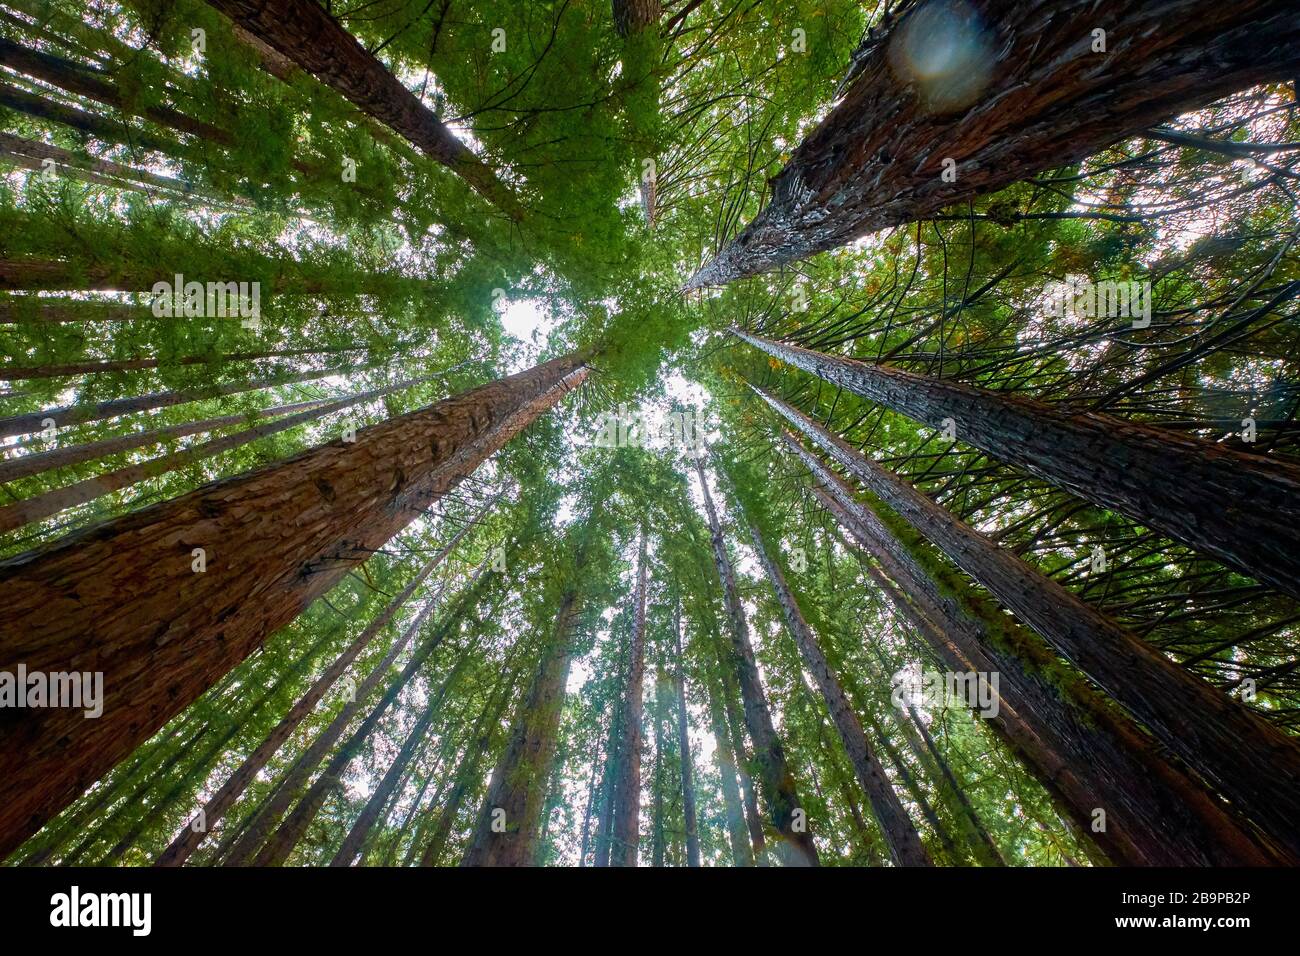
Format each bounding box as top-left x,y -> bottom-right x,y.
888,0 -> 994,113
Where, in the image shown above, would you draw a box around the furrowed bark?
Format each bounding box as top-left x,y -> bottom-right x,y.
760,385 -> 1300,860
610,532 -> 648,866
738,329 -> 1300,601
0,354 -> 586,858
693,455 -> 819,866
747,518 -> 932,866
203,0 -> 524,220
787,431 -> 1285,865
154,497 -> 492,866
688,0 -> 1300,286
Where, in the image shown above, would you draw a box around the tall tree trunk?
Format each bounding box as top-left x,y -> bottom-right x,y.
460,588 -> 584,866
884,676 -> 1006,867
761,385 -> 1300,862
650,673 -> 667,867
204,0 -> 523,220
739,330 -> 1300,601
154,498 -> 491,866
747,518 -> 931,866
0,345 -> 361,381
612,0 -> 663,37
0,362 -> 375,438
0,36 -> 232,144
719,660 -> 769,866
0,354 -> 586,859
794,434 -> 1283,865
705,676 -> 751,867
241,564 -> 495,866
687,0 -> 1300,286
592,702 -> 620,868
692,455 -> 819,866
0,79 -> 185,158
0,396 -> 336,485
330,643 -> 473,866
0,378 -> 433,534
416,662 -> 520,866
611,532 -> 649,866
578,733 -> 604,867
672,603 -> 701,867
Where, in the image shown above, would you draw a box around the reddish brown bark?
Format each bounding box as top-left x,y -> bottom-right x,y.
153,496 -> 492,866
204,0 -> 523,220
0,373 -> 430,533
687,0 -> 1300,286
0,354 -> 586,859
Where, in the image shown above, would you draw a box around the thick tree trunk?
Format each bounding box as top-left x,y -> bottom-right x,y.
0,354 -> 586,859
611,533 -> 648,866
98,626 -> 333,864
740,330 -> 1300,601
672,605 -> 701,867
0,373 -> 434,534
793,434 -> 1283,865
460,590 -> 583,866
747,519 -> 931,866
204,0 -> 523,220
762,386 -> 1300,861
612,0 -> 662,37
154,500 -> 490,866
693,455 -> 819,866
687,0 -> 1300,286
